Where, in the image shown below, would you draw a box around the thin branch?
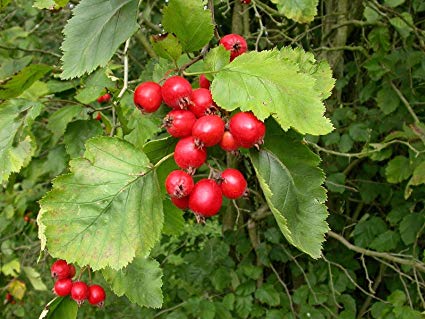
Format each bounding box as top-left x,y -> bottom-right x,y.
0,44 -> 61,58
390,81 -> 420,124
270,264 -> 298,318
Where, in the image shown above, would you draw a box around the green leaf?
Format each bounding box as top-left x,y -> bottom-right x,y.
349,123 -> 370,142
249,125 -> 329,258
151,33 -> 182,62
389,13 -> 413,38
22,266 -> 47,291
0,0 -> 11,10
212,50 -> 333,136
38,137 -> 164,270
143,136 -> 177,164
399,213 -> 425,245
103,256 -> 163,308
162,198 -> 185,236
33,0 -> 55,9
63,120 -> 103,158
0,64 -> 51,99
368,27 -> 391,52
369,230 -> 400,252
60,0 -> 139,79
0,56 -> 32,80
353,216 -> 387,248
75,68 -> 114,104
204,46 -> 230,76
271,0 -> 319,23
405,161 -> 425,198
162,0 -> 214,52
384,0 -> 405,8
47,105 -> 85,143
326,172 -> 346,193
39,297 -> 78,319
376,83 -> 400,114
1,259 -> 20,276
385,156 -> 412,183
254,284 -> 281,306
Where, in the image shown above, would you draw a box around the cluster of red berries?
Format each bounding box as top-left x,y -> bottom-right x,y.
132,34 -> 264,221
50,259 -> 105,307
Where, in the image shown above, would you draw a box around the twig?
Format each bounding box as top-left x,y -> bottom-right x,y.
390,81 -> 420,123
270,264 -> 298,318
0,44 -> 61,58
118,39 -> 131,99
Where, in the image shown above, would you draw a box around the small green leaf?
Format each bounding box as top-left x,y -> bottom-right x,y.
47,105 -> 85,143
103,257 -> 163,308
39,297 -> 78,319
390,12 -> 413,38
384,0 -> 405,8
162,0 -> 214,52
326,172 -> 346,193
204,46 -> 230,75
75,68 -> 114,103
385,156 -> 412,183
399,213 -> 425,245
60,0 -> 139,79
1,259 -> 20,277
271,0 -> 319,23
22,266 -> 47,291
376,83 -> 400,114
151,33 -> 182,62
0,56 -> 32,80
162,198 -> 185,236
353,216 -> 387,248
255,284 -> 280,306
405,161 -> 425,198
369,230 -> 400,252
63,120 -> 103,158
349,123 -> 370,142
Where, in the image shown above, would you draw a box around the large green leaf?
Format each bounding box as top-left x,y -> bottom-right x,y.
60,0 -> 139,79
38,137 -> 163,270
211,50 -> 333,136
249,124 -> 329,258
271,0 -> 319,23
162,0 -> 214,52
103,256 -> 163,308
39,297 -> 78,319
0,99 -> 44,183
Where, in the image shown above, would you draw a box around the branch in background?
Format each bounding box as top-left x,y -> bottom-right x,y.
0,44 -> 61,58
390,81 -> 420,124
135,31 -> 157,59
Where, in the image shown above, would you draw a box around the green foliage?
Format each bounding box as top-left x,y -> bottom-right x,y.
39,297 -> 78,319
271,0 -> 319,23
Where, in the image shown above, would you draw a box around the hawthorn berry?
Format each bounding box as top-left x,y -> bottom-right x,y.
54,278 -> 73,297
161,76 -> 192,109
241,0 -> 251,3
219,131 -> 239,151
199,74 -> 210,89
51,259 -> 71,280
165,170 -> 195,198
95,112 -> 102,121
171,196 -> 189,209
5,293 -> 13,303
88,285 -> 106,307
174,136 -> 207,171
229,112 -> 265,148
220,168 -> 247,199
68,264 -> 76,278
133,81 -> 162,113
163,110 -> 196,138
192,115 -> 225,147
189,88 -> 214,118
71,281 -> 89,305
97,93 -> 111,104
189,179 -> 223,218
219,34 -> 248,61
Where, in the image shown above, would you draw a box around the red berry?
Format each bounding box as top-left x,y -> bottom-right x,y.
189,179 -> 223,218
241,0 -> 251,3
163,110 -> 196,138
229,112 -> 265,148
54,278 -> 73,297
51,260 -> 71,280
219,34 -> 248,61
171,196 -> 189,209
161,76 -> 192,109
68,265 -> 76,278
189,88 -> 214,118
174,136 -> 207,171
5,293 -> 13,303
23,215 -> 30,222
97,93 -> 111,104
220,168 -> 247,199
199,74 -> 211,89
220,131 -> 239,151
192,115 -> 225,147
165,170 -> 195,198
95,112 -> 102,121
133,81 -> 162,113
88,285 -> 106,307
71,281 -> 89,305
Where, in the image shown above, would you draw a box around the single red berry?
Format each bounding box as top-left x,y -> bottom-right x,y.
88,285 -> 106,307
192,115 -> 225,147
68,264 -> 76,278
54,278 -> 73,297
229,112 -> 265,148
171,196 -> 189,209
51,260 -> 71,280
163,110 -> 196,138
199,74 -> 211,89
189,88 -> 214,118
220,168 -> 247,199
23,215 -> 30,222
95,112 -> 102,121
219,34 -> 248,61
189,179 -> 223,218
241,0 -> 251,4
161,76 -> 192,109
174,136 -> 207,171
133,81 -> 162,113
220,131 -> 239,151
71,281 -> 89,305
165,170 -> 195,198
97,93 -> 111,104
5,293 -> 13,303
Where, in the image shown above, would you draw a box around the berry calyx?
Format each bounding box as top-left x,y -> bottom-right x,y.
219,131 -> 239,151
133,81 -> 162,113
189,179 -> 223,219
165,170 -> 195,198
97,93 -> 111,104
171,196 -> 189,209
219,34 -> 248,61
189,88 -> 214,118
220,168 -> 247,199
229,112 -> 265,148
71,281 -> 89,305
88,285 -> 106,307
192,115 -> 225,147
174,136 -> 207,171
51,259 -> 71,280
199,74 -> 211,89
163,110 -> 196,138
54,278 -> 73,297
161,76 -> 192,109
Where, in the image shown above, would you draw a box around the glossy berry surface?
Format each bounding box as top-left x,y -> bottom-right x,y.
219,34 -> 248,61
199,74 -> 211,89
68,264 -> 76,278
220,168 -> 247,199
189,88 -> 214,118
163,110 -> 196,138
97,93 -> 111,104
165,170 -> 195,198
133,81 -> 162,113
241,0 -> 251,3
219,131 -> 239,151
192,115 -> 225,147
189,179 -> 223,217
54,278 -> 73,297
51,259 -> 71,279
171,196 -> 189,209
174,136 -> 207,170
161,76 -> 192,109
229,112 -> 265,148
71,281 -> 89,305
88,285 -> 106,307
